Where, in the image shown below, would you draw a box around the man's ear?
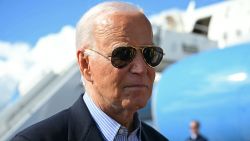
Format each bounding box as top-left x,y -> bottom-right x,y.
77,49 -> 92,82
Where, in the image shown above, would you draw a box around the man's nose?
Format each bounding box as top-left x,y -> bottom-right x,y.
129,52 -> 147,74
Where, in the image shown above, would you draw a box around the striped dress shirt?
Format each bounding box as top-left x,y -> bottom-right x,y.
83,93 -> 141,141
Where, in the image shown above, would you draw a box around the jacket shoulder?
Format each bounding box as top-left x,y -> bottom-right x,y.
141,122 -> 169,141
11,109 -> 69,141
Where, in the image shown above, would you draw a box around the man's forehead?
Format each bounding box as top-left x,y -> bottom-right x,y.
93,12 -> 151,37
94,11 -> 143,27
92,11 -> 152,50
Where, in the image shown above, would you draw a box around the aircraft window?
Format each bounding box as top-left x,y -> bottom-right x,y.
192,16 -> 211,36
182,43 -> 198,54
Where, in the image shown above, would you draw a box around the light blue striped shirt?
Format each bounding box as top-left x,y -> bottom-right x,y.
83,93 -> 141,141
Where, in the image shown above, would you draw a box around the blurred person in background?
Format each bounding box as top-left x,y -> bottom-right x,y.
11,1 -> 167,141
186,120 -> 208,141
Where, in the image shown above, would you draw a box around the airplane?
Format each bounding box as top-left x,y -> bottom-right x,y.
153,42 -> 250,141
1,0 -> 250,140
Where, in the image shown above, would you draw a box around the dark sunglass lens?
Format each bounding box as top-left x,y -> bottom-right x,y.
111,47 -> 136,68
143,47 -> 164,67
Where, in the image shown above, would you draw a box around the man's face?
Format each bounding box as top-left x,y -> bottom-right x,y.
190,122 -> 199,135
88,12 -> 155,113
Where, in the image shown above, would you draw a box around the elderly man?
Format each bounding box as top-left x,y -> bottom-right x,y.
11,1 -> 167,141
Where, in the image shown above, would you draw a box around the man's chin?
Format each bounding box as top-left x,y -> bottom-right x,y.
124,100 -> 148,111
124,86 -> 149,93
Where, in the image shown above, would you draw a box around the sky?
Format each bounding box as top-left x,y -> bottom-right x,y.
0,0 -> 224,109
0,0 -> 224,45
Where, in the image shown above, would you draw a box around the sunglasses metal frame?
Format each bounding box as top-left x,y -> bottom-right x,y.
83,45 -> 164,68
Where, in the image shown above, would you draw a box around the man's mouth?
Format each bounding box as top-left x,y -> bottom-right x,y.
124,84 -> 149,89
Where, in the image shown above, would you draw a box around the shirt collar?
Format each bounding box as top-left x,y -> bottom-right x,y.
83,93 -> 141,141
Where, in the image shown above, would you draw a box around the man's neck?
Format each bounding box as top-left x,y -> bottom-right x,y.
86,88 -> 135,131
107,109 -> 134,132
94,95 -> 135,131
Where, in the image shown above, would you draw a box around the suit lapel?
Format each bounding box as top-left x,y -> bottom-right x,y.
141,127 -> 150,141
68,94 -> 104,141
84,125 -> 104,141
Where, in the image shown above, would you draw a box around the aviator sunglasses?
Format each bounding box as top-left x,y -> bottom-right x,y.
85,45 -> 164,68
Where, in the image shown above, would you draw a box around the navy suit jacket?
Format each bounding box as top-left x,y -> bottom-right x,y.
11,94 -> 168,141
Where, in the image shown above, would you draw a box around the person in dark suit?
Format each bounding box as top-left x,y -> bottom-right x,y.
186,120 -> 208,141
11,1 -> 167,141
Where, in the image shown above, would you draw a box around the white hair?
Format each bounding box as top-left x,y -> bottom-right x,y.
75,1 -> 144,50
